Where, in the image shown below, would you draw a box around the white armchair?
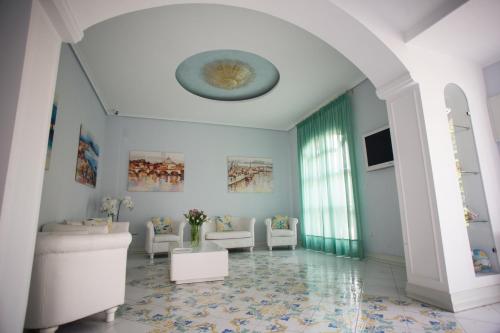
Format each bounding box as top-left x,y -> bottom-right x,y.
145,219 -> 186,261
201,216 -> 255,251
25,224 -> 132,333
265,217 -> 299,251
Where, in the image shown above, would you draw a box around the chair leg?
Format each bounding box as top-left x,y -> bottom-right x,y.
105,306 -> 118,322
249,247 -> 254,252
292,245 -> 296,250
268,246 -> 272,251
149,253 -> 154,263
40,327 -> 58,333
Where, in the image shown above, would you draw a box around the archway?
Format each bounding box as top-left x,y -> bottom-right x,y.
1,1 -> 450,330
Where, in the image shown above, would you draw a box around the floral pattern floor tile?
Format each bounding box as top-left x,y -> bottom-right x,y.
115,249 -> 467,333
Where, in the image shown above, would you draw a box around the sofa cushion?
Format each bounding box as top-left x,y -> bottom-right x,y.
154,234 -> 179,243
271,215 -> 289,229
271,229 -> 295,237
215,215 -> 233,232
42,223 -> 109,234
152,217 -> 173,234
206,231 -> 251,240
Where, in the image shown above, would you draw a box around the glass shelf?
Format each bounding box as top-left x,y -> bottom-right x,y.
460,171 -> 480,175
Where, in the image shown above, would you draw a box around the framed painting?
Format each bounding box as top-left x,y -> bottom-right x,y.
75,125 -> 99,188
128,151 -> 184,192
45,101 -> 59,170
227,156 -> 272,193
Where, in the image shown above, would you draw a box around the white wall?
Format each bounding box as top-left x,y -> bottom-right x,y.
0,1 -> 62,331
38,44 -> 107,226
483,61 -> 500,98
351,80 -> 403,258
0,0 -> 32,220
100,117 -> 293,250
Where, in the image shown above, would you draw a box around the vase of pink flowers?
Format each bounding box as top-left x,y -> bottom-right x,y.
184,209 -> 207,246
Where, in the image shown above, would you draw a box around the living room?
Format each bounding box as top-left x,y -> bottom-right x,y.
2,1 -> 500,333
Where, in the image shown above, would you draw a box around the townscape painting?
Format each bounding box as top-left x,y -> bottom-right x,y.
45,102 -> 58,170
227,156 -> 273,193
128,151 -> 184,192
75,125 -> 99,188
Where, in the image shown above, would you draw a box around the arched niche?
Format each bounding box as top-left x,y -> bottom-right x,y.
444,83 -> 499,275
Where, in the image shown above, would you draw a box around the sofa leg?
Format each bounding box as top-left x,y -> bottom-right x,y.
40,326 -> 58,333
292,246 -> 296,250
268,246 -> 272,251
149,253 -> 154,263
105,306 -> 118,322
249,247 -> 254,252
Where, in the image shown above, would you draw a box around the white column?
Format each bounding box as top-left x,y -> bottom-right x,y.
378,74 -> 454,309
0,2 -> 62,331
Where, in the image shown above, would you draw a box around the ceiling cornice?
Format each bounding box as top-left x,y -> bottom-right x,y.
41,0 -> 84,43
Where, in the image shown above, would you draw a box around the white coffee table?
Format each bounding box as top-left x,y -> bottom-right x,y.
170,241 -> 228,284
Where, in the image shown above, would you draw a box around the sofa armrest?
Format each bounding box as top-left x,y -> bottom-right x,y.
145,221 -> 155,254
175,220 -> 186,244
289,218 -> 299,234
201,220 -> 216,243
246,217 -> 256,238
35,232 -> 132,255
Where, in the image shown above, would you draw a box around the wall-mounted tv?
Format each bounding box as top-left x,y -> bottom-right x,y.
362,126 -> 394,171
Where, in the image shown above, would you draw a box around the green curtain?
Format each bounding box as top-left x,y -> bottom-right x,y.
297,94 -> 363,258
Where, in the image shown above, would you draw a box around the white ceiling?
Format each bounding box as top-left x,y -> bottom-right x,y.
76,4 -> 365,131
408,0 -> 500,66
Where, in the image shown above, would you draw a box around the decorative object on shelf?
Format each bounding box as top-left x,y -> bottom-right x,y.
227,156 -> 273,193
45,100 -> 59,170
184,209 -> 208,246
175,49 -> 280,101
101,196 -> 134,221
472,249 -> 493,273
128,151 -> 184,192
75,125 -> 100,187
464,206 -> 479,225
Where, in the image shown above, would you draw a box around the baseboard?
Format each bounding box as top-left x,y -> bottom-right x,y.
450,283 -> 500,312
366,252 -> 405,266
406,283 -> 454,311
406,282 -> 500,312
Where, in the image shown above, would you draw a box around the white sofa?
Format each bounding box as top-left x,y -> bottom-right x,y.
145,219 -> 186,261
201,217 -> 255,251
265,217 -> 299,251
25,222 -> 132,333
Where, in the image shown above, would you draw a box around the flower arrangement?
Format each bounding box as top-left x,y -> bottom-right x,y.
184,209 -> 207,246
101,196 -> 134,221
184,209 -> 208,226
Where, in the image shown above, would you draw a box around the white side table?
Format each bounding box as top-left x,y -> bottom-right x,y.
170,242 -> 228,284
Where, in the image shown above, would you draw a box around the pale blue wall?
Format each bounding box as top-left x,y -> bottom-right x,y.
38,44 -> 107,225
100,117 -> 293,250
351,80 -> 403,258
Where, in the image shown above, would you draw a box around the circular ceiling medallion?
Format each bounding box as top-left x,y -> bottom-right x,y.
176,50 -> 279,101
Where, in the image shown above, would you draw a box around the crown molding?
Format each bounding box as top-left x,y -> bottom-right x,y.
376,72 -> 416,101
41,0 -> 84,43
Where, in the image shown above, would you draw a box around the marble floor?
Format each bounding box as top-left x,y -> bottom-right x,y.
57,249 -> 500,333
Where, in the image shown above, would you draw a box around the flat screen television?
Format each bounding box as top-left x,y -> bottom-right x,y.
362,126 -> 394,171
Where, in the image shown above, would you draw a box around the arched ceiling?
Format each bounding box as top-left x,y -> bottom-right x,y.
75,4 -> 366,130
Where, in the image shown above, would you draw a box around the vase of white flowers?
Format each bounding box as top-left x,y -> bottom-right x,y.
184,209 -> 207,246
101,196 -> 134,221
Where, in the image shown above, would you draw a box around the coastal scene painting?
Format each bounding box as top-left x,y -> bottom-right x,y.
227,156 -> 272,193
128,151 -> 184,192
75,125 -> 99,188
45,102 -> 58,170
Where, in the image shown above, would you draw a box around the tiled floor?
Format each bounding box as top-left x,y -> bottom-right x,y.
58,249 -> 500,333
